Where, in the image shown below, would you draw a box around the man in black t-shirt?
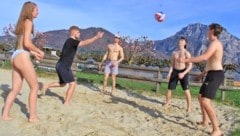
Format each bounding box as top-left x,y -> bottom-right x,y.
41,26 -> 104,105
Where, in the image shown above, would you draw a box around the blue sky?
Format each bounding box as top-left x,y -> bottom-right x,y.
0,0 -> 239,40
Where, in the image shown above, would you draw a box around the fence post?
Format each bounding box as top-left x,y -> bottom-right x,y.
221,77 -> 227,101
156,69 -> 162,92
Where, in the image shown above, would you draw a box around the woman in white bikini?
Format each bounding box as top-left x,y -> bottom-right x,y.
2,1 -> 44,122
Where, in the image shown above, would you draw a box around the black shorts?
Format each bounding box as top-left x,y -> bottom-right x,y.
56,61 -> 75,84
168,68 -> 189,90
199,70 -> 224,99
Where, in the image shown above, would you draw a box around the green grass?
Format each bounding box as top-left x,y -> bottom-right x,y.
76,71 -> 240,107
2,60 -> 239,108
0,60 -> 12,69
1,61 -> 239,135
36,70 -> 58,79
232,129 -> 240,136
1,60 -> 239,108
76,71 -> 240,108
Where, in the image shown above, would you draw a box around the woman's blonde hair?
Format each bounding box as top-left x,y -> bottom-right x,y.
15,1 -> 37,35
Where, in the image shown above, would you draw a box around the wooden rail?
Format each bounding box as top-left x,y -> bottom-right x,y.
1,55 -> 239,100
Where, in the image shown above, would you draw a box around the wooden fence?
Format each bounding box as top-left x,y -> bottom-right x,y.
1,55 -> 240,100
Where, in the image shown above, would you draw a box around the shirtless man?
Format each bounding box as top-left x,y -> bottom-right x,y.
98,35 -> 124,96
180,23 -> 224,136
164,36 -> 192,112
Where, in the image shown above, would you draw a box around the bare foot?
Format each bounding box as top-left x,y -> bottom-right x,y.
211,130 -> 223,136
2,116 -> 13,121
101,90 -> 108,95
196,121 -> 211,127
64,101 -> 70,105
185,109 -> 192,117
110,91 -> 115,96
186,108 -> 191,113
40,83 -> 47,95
163,103 -> 170,109
28,117 -> 39,123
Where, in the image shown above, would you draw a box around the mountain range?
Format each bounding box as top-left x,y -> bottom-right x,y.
155,23 -> 240,64
0,23 -> 240,64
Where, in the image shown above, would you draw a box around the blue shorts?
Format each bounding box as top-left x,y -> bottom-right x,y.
104,60 -> 119,75
56,61 -> 75,84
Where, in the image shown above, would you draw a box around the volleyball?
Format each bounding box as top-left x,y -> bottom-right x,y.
155,12 -> 166,22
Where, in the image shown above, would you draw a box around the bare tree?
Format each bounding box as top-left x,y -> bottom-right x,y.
194,62 -> 206,72
2,24 -> 47,49
3,24 -> 15,36
32,31 -> 47,49
121,35 -> 155,65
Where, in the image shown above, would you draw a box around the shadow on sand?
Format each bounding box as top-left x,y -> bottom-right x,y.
107,95 -> 197,131
0,84 -> 29,118
37,82 -> 65,104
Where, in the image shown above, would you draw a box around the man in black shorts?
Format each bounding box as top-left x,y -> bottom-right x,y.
168,68 -> 189,91
164,36 -> 192,113
199,71 -> 224,99
180,23 -> 224,136
41,26 -> 104,105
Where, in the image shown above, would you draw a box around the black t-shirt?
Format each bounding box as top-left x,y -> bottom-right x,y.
59,38 -> 80,67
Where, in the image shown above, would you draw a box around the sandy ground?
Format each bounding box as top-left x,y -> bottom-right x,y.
0,69 -> 239,136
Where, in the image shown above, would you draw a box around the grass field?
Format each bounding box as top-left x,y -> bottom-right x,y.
76,71 -> 240,108
1,62 -> 239,135
2,60 -> 239,108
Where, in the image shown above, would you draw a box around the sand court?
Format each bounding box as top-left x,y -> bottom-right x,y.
0,69 -> 239,136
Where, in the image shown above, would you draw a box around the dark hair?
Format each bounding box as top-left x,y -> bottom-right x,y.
179,36 -> 188,48
69,25 -> 80,33
209,23 -> 223,38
